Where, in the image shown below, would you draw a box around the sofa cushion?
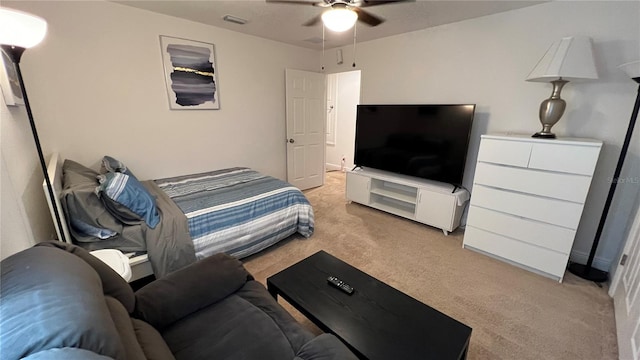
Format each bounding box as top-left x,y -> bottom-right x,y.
135,253 -> 251,330
105,297 -> 147,360
294,334 -> 359,360
0,247 -> 125,359
131,319 -> 176,360
36,241 -> 135,313
21,348 -> 116,360
161,282 -> 299,360
235,281 -> 314,352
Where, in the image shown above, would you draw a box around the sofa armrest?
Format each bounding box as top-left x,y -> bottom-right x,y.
295,334 -> 359,360
134,253 -> 252,330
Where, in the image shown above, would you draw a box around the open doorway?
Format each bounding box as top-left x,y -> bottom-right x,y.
325,70 -> 361,172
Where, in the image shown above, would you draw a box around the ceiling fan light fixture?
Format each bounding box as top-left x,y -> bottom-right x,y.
321,8 -> 357,32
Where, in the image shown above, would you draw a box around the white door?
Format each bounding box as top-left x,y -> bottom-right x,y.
285,69 -> 325,190
610,208 -> 640,360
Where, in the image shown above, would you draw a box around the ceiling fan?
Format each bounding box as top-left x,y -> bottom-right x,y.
266,0 -> 414,32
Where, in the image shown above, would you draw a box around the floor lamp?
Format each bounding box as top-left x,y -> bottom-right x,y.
0,8 -> 66,242
568,59 -> 640,282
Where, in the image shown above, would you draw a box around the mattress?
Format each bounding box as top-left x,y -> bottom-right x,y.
155,167 -> 314,260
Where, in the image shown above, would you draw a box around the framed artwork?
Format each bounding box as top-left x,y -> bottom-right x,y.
0,49 -> 24,106
159,35 -> 220,110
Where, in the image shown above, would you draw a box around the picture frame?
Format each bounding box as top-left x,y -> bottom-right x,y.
159,35 -> 220,110
0,49 -> 24,106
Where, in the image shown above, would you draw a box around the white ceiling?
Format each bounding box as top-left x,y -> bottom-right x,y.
115,0 -> 545,50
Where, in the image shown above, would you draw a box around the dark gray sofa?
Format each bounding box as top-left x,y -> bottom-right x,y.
0,242 -> 358,360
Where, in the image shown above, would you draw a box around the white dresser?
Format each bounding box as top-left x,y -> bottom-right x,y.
463,134 -> 602,282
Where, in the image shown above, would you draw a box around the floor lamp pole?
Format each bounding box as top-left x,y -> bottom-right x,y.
2,45 -> 66,243
568,79 -> 640,282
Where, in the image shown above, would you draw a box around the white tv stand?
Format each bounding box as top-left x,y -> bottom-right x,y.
345,168 -> 469,235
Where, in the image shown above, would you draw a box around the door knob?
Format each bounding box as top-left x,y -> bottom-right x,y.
288,139 -> 295,143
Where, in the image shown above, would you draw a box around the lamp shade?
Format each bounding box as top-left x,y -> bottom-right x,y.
0,7 -> 47,48
322,8 -> 358,32
526,36 -> 598,82
619,60 -> 640,80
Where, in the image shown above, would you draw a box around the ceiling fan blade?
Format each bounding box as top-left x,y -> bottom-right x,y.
265,0 -> 321,5
303,14 -> 323,26
353,7 -> 384,26
357,0 -> 415,8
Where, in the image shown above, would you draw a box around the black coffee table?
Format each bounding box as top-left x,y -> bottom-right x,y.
266,250 -> 472,360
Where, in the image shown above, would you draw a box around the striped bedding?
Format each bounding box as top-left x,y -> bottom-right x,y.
155,167 -> 314,260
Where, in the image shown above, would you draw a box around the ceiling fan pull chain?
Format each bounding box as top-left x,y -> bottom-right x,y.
322,24 -> 325,71
352,21 -> 357,67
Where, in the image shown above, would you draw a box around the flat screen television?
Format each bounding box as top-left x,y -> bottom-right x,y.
354,104 -> 475,185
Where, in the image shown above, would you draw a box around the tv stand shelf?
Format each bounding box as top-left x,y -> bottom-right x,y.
346,168 -> 469,235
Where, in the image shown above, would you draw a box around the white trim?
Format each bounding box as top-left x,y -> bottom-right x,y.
326,163 -> 341,172
569,249 -> 612,273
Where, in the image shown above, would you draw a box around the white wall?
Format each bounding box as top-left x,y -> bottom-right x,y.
323,1 -> 640,271
1,147 -> 36,260
1,0 -> 318,256
5,1 -> 318,180
325,70 -> 360,171
1,87 -> 53,260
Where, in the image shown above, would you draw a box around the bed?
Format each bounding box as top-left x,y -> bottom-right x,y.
43,153 -> 314,281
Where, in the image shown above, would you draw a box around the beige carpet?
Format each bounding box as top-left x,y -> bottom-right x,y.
243,171 -> 618,360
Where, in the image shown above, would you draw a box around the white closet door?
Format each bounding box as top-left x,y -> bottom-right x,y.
610,208 -> 640,360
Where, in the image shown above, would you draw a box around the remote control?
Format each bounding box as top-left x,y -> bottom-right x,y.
327,276 -> 354,295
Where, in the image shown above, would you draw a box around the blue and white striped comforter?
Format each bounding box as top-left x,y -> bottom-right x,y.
155,168 -> 314,260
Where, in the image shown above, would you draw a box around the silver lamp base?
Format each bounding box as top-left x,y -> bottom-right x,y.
532,79 -> 568,139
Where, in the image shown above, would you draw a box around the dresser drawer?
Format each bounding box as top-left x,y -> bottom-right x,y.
464,226 -> 569,278
466,206 -> 575,254
473,162 -> 593,203
470,185 -> 583,229
477,139 -> 532,167
529,143 -> 601,175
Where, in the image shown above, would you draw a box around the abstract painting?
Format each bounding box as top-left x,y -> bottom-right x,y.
160,36 -> 219,110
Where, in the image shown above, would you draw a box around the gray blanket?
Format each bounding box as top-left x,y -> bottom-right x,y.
70,181 -> 196,278
142,181 -> 197,277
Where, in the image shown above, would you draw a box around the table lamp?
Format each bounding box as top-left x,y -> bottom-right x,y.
526,36 -> 598,138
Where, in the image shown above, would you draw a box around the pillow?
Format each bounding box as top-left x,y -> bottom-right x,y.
61,160 -> 123,242
101,155 -> 136,178
96,172 -> 160,229
70,217 -> 117,240
131,319 -> 176,360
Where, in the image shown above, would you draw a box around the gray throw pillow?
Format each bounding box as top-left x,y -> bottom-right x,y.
61,160 -> 123,242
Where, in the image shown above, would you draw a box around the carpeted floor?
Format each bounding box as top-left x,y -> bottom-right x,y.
243,171 -> 618,360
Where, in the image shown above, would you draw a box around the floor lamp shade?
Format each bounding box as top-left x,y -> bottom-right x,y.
0,7 -> 47,49
526,36 -> 598,138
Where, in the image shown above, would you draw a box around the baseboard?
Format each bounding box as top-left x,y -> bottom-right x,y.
326,163 -> 341,172
569,250 -> 612,272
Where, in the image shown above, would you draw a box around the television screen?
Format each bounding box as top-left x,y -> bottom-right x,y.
354,104 -> 475,185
